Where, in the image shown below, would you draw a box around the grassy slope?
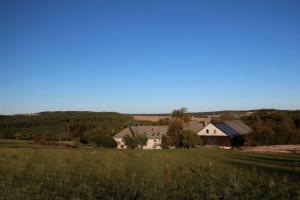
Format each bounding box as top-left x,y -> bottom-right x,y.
0,141 -> 299,200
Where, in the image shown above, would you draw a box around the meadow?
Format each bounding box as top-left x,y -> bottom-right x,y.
0,140 -> 299,200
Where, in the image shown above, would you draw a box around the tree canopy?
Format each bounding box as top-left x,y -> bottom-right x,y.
171,107 -> 191,123
124,134 -> 148,149
242,110 -> 300,145
162,108 -> 202,148
0,112 -> 154,147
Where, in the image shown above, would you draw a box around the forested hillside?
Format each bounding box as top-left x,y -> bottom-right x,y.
0,112 -> 151,143
1,110 -> 300,146
242,110 -> 300,145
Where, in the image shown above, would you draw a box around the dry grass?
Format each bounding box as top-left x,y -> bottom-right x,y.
0,140 -> 299,199
133,115 -> 171,122
240,145 -> 300,154
133,115 -> 208,122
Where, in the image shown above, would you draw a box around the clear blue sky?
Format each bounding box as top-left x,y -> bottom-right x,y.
0,0 -> 299,114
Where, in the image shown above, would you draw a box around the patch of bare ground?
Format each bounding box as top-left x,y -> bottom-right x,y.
239,145 -> 300,154
133,115 -> 209,122
133,115 -> 171,122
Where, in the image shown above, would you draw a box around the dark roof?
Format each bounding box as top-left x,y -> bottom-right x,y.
113,121 -> 205,139
212,120 -> 253,137
113,127 -> 133,138
183,121 -> 205,133
113,126 -> 168,139
223,120 -> 253,135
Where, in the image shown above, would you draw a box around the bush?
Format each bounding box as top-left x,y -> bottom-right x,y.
254,129 -> 275,145
180,130 -> 202,148
88,135 -> 117,148
162,119 -> 202,149
124,134 -> 148,149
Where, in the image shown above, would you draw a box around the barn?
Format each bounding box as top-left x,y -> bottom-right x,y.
197,120 -> 253,146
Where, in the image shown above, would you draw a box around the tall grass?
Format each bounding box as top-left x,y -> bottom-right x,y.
0,145 -> 299,199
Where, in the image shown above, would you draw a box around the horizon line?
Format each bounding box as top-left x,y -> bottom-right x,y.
2,108 -> 300,116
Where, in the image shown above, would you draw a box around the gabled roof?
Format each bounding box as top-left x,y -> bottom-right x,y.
183,121 -> 205,133
211,120 -> 253,137
113,121 -> 206,139
113,127 -> 133,138
131,126 -> 169,139
113,126 -> 168,139
222,120 -> 253,135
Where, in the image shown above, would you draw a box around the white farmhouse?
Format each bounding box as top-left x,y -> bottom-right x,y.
113,126 -> 168,149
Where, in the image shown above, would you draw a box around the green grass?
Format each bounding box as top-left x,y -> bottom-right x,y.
0,139 -> 31,144
0,141 -> 299,199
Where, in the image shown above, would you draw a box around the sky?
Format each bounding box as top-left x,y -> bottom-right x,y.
0,0 -> 299,114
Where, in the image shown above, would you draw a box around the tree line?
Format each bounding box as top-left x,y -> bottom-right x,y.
1,109 -> 300,148
242,110 -> 300,145
0,111 -> 162,147
124,108 -> 300,149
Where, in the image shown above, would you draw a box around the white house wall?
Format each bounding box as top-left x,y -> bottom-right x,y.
197,123 -> 227,136
143,139 -> 162,149
114,137 -> 162,149
114,138 -> 127,149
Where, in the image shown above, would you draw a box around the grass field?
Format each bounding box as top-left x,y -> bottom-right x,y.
0,140 -> 299,200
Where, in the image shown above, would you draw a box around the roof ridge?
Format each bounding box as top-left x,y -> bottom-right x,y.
128,126 -> 135,137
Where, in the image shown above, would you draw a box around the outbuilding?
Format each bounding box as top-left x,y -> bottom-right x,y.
197,120 -> 253,146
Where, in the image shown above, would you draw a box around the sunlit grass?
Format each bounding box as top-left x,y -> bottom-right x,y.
0,142 -> 299,199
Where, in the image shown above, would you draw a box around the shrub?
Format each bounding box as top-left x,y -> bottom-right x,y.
124,134 -> 148,149
180,130 -> 202,148
252,128 -> 275,145
163,119 -> 202,149
88,135 -> 117,148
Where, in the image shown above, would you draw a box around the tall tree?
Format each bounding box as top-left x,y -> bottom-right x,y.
163,108 -> 202,148
171,107 -> 191,122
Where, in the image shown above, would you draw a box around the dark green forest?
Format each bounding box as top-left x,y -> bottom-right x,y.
0,112 -> 163,146
0,110 -> 300,146
242,110 -> 300,145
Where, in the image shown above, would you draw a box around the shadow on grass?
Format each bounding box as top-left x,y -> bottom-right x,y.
222,156 -> 300,179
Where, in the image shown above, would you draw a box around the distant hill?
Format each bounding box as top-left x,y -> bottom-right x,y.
1,109 -> 299,145
0,111 -> 168,141
126,109 -> 298,117
0,111 -> 132,140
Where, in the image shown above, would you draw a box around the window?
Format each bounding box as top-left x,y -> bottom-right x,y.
206,129 -> 209,133
214,129 -> 217,134
154,139 -> 157,142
